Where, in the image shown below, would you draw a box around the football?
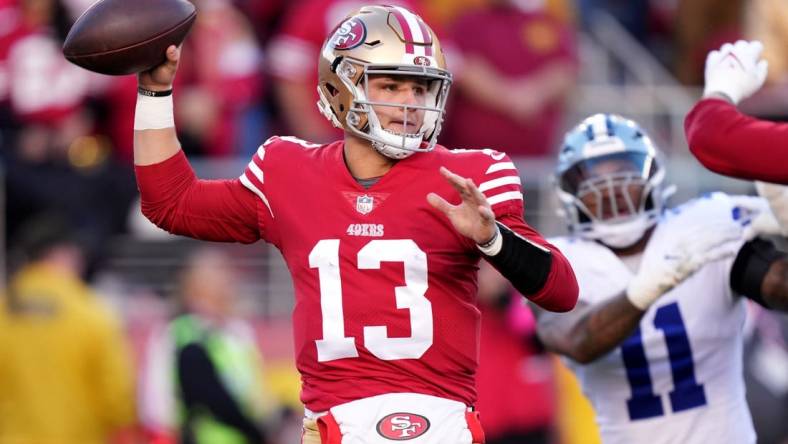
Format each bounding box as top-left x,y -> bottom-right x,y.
62,0 -> 197,76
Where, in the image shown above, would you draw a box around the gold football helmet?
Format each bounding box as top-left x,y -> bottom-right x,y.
317,5 -> 452,159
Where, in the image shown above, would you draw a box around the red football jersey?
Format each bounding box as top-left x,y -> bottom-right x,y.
239,137 -> 553,411
136,137 -> 577,412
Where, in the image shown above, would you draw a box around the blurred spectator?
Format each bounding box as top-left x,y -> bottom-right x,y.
0,0 -> 91,133
576,0 -> 649,42
441,0 -> 577,156
674,0 -> 743,85
552,359 -> 601,444
0,216 -> 137,444
140,247 -> 276,444
423,0 -> 574,31
232,0 -> 291,44
176,0 -> 266,158
2,108 -> 137,265
476,261 -> 558,444
745,0 -> 788,86
267,0 -> 420,143
0,0 -> 135,260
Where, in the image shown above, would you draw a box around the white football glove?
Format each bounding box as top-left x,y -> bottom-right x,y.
729,194 -> 785,240
756,181 -> 788,235
626,222 -> 743,310
703,40 -> 768,104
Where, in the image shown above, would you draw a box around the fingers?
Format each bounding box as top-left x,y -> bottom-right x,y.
706,49 -> 721,67
468,178 -> 490,205
440,166 -> 489,207
729,195 -> 769,214
690,223 -> 742,251
757,59 -> 769,85
427,192 -> 453,214
749,40 -> 764,58
698,241 -> 741,264
439,167 -> 472,197
716,40 -> 764,64
733,40 -> 749,54
676,223 -> 739,260
672,224 -> 742,278
166,45 -> 180,64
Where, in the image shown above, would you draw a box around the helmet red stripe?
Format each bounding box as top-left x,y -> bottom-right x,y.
389,7 -> 415,54
416,19 -> 433,56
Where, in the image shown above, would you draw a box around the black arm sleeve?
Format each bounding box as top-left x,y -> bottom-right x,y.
177,343 -> 265,443
730,238 -> 786,307
484,222 -> 553,295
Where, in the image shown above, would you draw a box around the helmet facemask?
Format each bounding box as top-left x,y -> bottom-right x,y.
557,151 -> 667,248
322,59 -> 452,159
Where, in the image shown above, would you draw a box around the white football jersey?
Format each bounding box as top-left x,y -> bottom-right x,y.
550,193 -> 757,444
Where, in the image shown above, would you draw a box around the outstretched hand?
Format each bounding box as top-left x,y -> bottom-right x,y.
703,40 -> 768,104
427,167 -> 497,244
729,194 -> 785,239
626,222 -> 743,310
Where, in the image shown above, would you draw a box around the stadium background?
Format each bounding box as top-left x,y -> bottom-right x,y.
1,0 -> 786,442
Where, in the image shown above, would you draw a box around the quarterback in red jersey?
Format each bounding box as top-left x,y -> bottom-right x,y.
133,5 -> 578,443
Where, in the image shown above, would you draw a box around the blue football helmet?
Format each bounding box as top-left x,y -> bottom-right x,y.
554,113 -> 672,248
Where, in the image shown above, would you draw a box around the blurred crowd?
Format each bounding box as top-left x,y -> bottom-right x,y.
1,0 -> 787,443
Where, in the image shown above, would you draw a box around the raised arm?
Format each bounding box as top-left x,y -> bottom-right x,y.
685,98 -> 788,184
685,40 -> 788,184
133,46 -> 261,243
134,45 -> 182,166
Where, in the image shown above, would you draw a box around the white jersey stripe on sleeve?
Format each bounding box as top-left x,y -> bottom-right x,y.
479,175 -> 521,192
487,191 -> 523,206
486,162 -> 517,174
239,173 -> 274,218
248,160 -> 265,184
256,145 -> 265,161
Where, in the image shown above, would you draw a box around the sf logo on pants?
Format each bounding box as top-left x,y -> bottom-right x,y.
377,413 -> 431,440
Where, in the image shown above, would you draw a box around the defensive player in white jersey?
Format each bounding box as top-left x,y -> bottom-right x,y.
535,113 -> 788,444
133,5 -> 579,443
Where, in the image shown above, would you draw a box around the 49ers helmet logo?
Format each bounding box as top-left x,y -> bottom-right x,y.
413,56 -> 431,66
330,17 -> 367,50
376,413 -> 430,440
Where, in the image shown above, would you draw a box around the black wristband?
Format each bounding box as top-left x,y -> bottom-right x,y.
138,87 -> 173,97
484,222 -> 553,295
730,238 -> 785,307
477,227 -> 499,249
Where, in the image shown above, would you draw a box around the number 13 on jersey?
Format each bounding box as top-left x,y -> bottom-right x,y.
309,239 -> 434,362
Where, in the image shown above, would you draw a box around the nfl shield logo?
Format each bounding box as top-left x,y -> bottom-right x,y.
356,195 -> 374,215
